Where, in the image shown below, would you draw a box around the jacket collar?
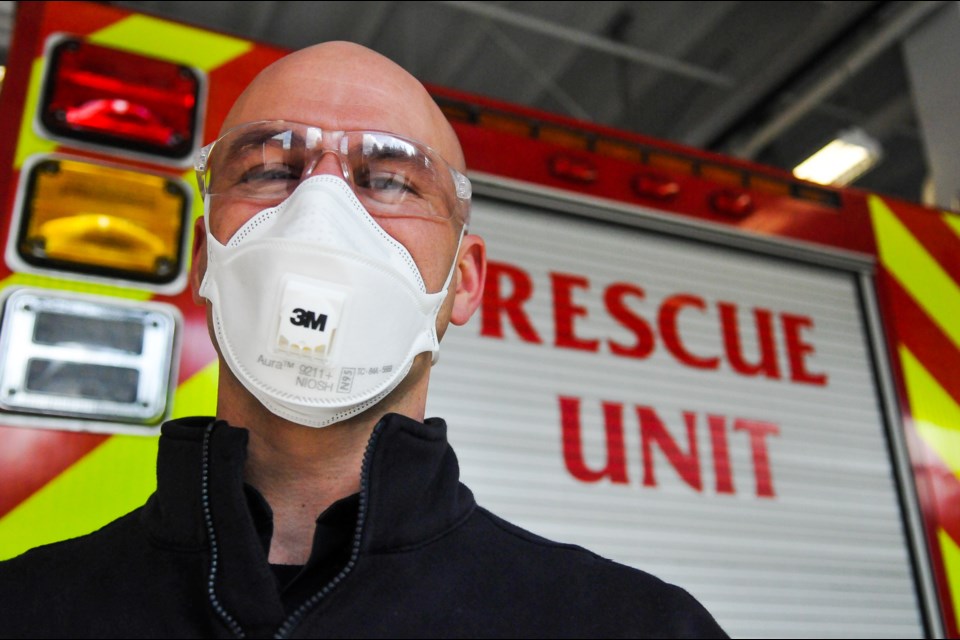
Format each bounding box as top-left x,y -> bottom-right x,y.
140,413 -> 475,632
359,413 -> 476,554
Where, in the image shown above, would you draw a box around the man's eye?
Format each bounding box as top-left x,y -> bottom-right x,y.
240,164 -> 300,185
358,171 -> 419,198
365,171 -> 408,191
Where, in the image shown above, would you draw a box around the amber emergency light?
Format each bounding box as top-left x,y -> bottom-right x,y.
17,156 -> 188,285
39,37 -> 200,160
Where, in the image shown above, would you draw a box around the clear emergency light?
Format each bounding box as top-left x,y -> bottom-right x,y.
38,36 -> 201,160
0,289 -> 178,426
14,155 -> 189,285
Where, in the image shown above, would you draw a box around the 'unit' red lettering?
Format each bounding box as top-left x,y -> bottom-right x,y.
561,397 -> 780,500
708,414 -> 735,494
637,406 -> 702,491
734,418 -> 780,498
559,396 -> 629,484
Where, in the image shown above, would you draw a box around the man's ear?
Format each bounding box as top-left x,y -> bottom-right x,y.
450,233 -> 486,326
189,215 -> 208,306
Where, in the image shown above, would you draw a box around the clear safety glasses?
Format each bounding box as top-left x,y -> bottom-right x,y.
195,120 -> 471,221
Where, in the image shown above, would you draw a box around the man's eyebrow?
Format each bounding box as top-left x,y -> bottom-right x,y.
370,148 -> 417,163
364,141 -> 426,165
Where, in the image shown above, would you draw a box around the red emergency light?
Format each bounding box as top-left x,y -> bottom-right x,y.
632,171 -> 680,201
548,154 -> 598,184
709,188 -> 754,218
38,37 -> 201,160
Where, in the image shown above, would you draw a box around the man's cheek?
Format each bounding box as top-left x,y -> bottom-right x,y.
208,200 -> 270,243
375,219 -> 457,291
435,283 -> 457,341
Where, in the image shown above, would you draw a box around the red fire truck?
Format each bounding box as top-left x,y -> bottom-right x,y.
0,2 -> 956,637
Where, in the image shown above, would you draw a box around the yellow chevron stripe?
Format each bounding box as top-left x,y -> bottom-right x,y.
181,167 -> 205,271
870,196 -> 960,351
170,359 -> 219,419
0,272 -> 151,301
88,15 -> 252,71
182,168 -> 204,220
899,346 -> 960,478
0,362 -> 220,560
14,59 -> 58,169
0,433 -> 158,561
940,528 -> 960,628
944,211 -> 960,240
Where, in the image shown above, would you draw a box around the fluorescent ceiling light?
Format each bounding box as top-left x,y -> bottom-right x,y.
793,128 -> 882,186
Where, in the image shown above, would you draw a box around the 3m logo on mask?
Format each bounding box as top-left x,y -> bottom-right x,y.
291,308 -> 328,332
277,277 -> 347,359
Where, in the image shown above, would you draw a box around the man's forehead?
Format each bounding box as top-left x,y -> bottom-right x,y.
219,43 -> 464,169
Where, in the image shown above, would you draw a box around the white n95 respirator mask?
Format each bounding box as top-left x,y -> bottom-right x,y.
199,175 -> 462,428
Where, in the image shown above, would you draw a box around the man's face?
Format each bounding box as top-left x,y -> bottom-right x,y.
203,43 -> 466,296
189,43 -> 486,424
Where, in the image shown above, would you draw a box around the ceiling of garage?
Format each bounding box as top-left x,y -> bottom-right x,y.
1,1 -> 951,205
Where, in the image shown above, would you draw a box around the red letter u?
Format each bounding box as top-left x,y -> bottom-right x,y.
559,396 -> 629,484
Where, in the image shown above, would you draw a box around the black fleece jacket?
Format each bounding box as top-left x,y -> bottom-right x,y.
0,414 -> 727,638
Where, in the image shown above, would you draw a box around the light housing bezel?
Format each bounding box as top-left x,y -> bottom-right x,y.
34,33 -> 206,168
6,153 -> 192,295
0,288 -> 181,433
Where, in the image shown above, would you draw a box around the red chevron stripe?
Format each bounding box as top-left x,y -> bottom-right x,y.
881,270 -> 960,409
880,198 -> 960,291
876,265 -> 959,635
0,428 -> 108,518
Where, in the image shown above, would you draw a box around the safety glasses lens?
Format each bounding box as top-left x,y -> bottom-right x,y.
201,123 -> 460,220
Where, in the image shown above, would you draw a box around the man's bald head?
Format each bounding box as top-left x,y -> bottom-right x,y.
222,41 -> 465,172
199,40 -> 481,315
191,41 -> 487,432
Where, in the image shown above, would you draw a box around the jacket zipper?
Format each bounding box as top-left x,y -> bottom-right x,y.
202,421 -> 246,639
202,420 -> 385,639
276,420 -> 385,639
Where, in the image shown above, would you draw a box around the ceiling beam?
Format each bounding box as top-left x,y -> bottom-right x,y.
515,2 -> 629,106
730,0 -> 946,159
679,2 -> 882,149
436,0 -> 733,87
480,20 -> 592,119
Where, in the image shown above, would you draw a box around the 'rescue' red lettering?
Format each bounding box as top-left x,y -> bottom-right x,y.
559,396 -> 779,498
551,273 -> 599,352
719,302 -> 780,379
659,294 -> 721,370
781,314 -> 827,386
481,261 -> 542,343
604,283 -> 655,359
479,260 -> 828,386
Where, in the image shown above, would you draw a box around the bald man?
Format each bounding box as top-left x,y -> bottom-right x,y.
0,43 -> 726,638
